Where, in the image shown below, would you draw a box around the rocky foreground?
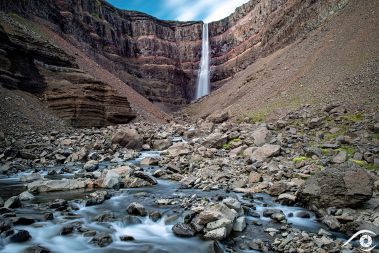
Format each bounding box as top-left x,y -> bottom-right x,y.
0,104 -> 378,252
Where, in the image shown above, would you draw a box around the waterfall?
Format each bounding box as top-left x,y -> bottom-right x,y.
196,23 -> 210,99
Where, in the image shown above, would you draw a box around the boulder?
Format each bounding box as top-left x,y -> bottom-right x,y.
83,160 -> 99,172
207,111 -> 229,124
202,133 -> 228,148
197,203 -> 237,225
102,170 -> 121,189
28,179 -> 87,193
298,166 -> 374,208
167,142 -> 191,156
111,128 -> 143,150
86,190 -> 108,206
250,144 -> 281,162
152,139 -> 172,150
203,227 -> 228,240
10,230 -> 31,243
123,177 -> 154,188
332,151 -> 347,164
127,202 -> 146,216
172,223 -> 196,237
248,171 -> 262,184
19,191 -> 35,201
90,234 -> 113,247
252,127 -> 270,146
233,216 -> 246,232
133,171 -> 157,185
20,173 -> 43,183
139,157 -> 160,166
23,245 -> 51,253
4,196 -> 21,208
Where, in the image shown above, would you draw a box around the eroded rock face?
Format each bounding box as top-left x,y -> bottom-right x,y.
298,166 -> 374,208
0,14 -> 135,127
0,0 -> 348,108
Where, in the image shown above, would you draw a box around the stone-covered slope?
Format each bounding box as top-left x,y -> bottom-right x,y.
0,13 -> 135,128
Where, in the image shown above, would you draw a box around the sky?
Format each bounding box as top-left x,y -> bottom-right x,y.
106,0 -> 250,22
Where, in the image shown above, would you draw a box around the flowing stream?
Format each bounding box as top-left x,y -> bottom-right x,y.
0,151 -> 348,253
196,23 -> 210,99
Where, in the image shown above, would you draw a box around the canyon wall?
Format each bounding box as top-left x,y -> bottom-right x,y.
0,0 -> 349,109
209,0 -> 349,89
0,0 -> 203,110
0,13 -> 135,127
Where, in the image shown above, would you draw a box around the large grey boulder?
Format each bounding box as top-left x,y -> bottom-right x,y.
202,133 -> 228,148
167,142 -> 191,156
250,144 -> 281,162
298,166 -> 374,208
111,128 -> 143,150
28,179 -> 88,193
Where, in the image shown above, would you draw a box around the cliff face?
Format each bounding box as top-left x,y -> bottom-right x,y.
0,0 -> 203,109
0,0 -> 349,109
0,13 -> 136,127
209,0 -> 349,89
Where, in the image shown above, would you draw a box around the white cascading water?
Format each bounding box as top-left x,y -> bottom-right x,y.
196,23 -> 210,99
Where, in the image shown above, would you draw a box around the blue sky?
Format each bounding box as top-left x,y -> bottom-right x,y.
106,0 -> 250,22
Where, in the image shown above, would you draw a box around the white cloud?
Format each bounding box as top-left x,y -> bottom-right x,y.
161,0 -> 250,22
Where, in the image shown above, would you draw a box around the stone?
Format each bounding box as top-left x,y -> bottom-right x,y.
19,191 -> 35,201
269,182 -> 289,196
86,190 -> 108,206
172,223 -> 195,237
133,171 -> 158,185
208,111 -> 229,124
197,203 -> 237,225
271,212 -> 286,222
233,216 -> 246,232
83,160 -> 99,172
248,171 -> 262,184
127,202 -> 146,216
61,226 -> 74,235
20,173 -> 43,182
11,217 -> 35,226
332,151 -> 347,164
206,218 -> 233,231
152,139 -> 172,150
123,177 -> 153,188
90,234 -> 113,247
322,215 -> 341,230
4,196 -> 21,208
222,198 -> 241,211
102,170 -> 121,189
202,133 -> 228,148
250,144 -> 281,162
252,127 -> 270,146
167,142 -> 191,156
119,235 -> 135,241
111,128 -> 142,150
10,230 -> 31,243
298,166 -> 374,208
308,118 -> 323,128
28,179 -> 87,193
139,156 -> 160,166
203,227 -> 228,240
23,245 -> 51,253
278,193 -> 296,204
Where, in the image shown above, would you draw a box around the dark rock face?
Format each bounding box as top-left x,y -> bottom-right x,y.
298,166 -> 374,208
0,13 -> 135,127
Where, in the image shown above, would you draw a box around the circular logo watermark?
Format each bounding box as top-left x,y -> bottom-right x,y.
343,230 -> 377,252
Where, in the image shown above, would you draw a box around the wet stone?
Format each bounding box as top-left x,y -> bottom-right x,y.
10,229 -> 31,243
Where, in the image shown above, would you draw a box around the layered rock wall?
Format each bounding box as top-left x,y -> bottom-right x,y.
0,13 -> 135,127
0,0 -> 349,106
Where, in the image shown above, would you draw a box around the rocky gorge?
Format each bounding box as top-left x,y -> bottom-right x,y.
0,0 -> 378,252
0,103 -> 378,252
